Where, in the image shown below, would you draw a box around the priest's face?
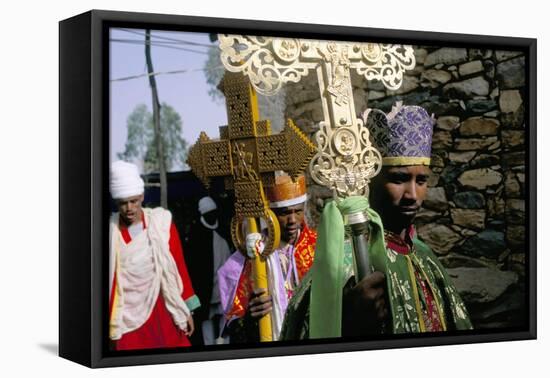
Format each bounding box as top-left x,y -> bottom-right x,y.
117,194 -> 144,226
370,165 -> 430,233
273,203 -> 305,244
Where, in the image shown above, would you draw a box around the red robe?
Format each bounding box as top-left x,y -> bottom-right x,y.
110,214 -> 200,351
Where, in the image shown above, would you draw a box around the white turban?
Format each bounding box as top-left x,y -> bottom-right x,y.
198,196 -> 217,215
110,161 -> 144,199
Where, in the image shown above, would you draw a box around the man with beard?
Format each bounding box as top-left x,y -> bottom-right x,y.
218,172 -> 317,342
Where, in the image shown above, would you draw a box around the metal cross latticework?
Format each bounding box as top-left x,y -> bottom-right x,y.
218,35 -> 416,197
187,71 -> 317,254
187,72 -> 317,342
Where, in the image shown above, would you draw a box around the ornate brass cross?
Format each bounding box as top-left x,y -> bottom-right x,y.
187,72 -> 316,341
217,35 -> 416,288
218,36 -> 416,198
188,71 -> 316,252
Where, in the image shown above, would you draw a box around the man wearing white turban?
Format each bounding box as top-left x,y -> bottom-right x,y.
108,161 -> 200,350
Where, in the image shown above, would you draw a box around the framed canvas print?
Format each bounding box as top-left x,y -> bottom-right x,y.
59,9 -> 536,368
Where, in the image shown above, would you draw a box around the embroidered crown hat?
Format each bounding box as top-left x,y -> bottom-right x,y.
265,171 -> 307,209
364,102 -> 435,166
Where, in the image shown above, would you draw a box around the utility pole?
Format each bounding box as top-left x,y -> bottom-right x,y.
145,29 -> 168,208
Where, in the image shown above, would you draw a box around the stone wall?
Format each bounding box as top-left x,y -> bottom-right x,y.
282,46 -> 527,329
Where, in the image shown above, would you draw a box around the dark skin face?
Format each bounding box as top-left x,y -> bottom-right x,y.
370,165 -> 430,237
272,203 -> 305,245
116,194 -> 144,226
343,165 -> 431,336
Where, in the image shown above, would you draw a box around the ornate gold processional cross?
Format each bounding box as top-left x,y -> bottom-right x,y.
217,36 -> 416,286
218,36 -> 416,197
187,72 -> 316,341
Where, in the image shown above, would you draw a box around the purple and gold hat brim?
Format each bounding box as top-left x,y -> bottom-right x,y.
382,156 -> 431,166
364,104 -> 435,166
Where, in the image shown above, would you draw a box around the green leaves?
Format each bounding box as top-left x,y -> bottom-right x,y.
118,103 -> 188,173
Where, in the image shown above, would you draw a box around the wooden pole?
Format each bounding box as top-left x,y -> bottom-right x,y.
145,29 -> 168,208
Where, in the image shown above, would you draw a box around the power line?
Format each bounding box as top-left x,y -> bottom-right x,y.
110,68 -> 204,82
110,38 -> 210,54
115,39 -> 209,46
115,28 -> 215,48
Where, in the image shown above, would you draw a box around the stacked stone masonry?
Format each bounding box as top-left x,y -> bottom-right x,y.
282,45 -> 527,329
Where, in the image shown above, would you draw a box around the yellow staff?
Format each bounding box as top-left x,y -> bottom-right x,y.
247,217 -> 272,341
187,71 -> 315,341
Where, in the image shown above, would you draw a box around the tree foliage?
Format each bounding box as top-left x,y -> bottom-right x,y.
117,103 -> 188,173
203,45 -> 226,103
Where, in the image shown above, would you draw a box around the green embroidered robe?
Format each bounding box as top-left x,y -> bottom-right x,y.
281,225 -> 472,340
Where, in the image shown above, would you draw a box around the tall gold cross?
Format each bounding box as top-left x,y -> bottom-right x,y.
187,72 -> 316,341
188,71 -> 316,252
218,36 -> 416,197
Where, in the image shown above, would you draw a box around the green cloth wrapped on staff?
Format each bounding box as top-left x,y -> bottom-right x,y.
281,104 -> 472,340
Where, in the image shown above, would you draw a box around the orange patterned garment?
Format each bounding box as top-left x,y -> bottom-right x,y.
225,224 -> 317,320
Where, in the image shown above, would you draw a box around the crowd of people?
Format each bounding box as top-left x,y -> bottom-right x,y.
108,103 -> 472,351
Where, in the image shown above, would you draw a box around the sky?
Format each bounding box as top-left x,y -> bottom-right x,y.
109,28 -> 228,172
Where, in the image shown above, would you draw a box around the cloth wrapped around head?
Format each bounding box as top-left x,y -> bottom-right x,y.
364,102 -> 435,166
265,171 -> 307,209
198,196 -> 217,214
110,160 -> 144,199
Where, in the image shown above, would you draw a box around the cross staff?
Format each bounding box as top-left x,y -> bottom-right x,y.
218,36 -> 416,279
187,72 -> 316,341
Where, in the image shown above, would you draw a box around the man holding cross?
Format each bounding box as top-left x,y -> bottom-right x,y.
218,172 -> 317,342
215,35 -> 471,338
344,103 -> 473,335
282,103 -> 472,339
186,70 -> 317,343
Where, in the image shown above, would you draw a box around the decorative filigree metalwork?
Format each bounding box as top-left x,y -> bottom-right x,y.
218,35 -> 415,95
309,116 -> 383,197
218,35 -> 415,197
187,71 -> 316,254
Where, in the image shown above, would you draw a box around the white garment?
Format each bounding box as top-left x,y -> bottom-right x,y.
109,208 -> 190,340
242,233 -> 298,341
127,222 -> 143,239
200,216 -> 218,230
266,253 -> 285,341
201,319 -> 229,345
205,224 -> 232,345
211,230 -> 231,306
194,217 -> 232,345
201,302 -> 230,346
266,243 -> 299,341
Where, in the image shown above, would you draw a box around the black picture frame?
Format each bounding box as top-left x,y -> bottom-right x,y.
59,9 -> 537,368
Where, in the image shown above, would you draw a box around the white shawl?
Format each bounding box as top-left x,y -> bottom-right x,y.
109,207 -> 190,340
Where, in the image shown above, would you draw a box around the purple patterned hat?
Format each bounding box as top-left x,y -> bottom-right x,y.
363,102 -> 435,166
